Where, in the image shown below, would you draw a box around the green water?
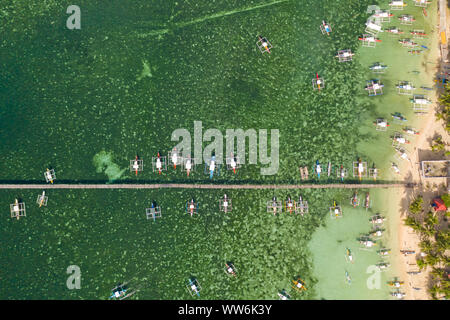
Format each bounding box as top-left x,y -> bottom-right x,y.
0,0 -> 437,299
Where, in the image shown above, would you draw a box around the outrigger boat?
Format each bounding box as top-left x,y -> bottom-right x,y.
410,30 -> 427,37
187,278 -> 201,297
133,156 -> 140,176
396,82 -> 415,91
297,195 -> 308,216
109,283 -> 135,300
257,35 -> 271,54
270,197 -> 281,216
299,166 -> 309,180
365,80 -> 384,96
393,134 -> 410,145
376,262 -> 390,271
378,248 -> 391,257
391,162 -> 400,174
277,289 -> 290,300
185,155 -> 192,177
321,20 -> 331,35
171,148 -> 178,170
330,201 -> 343,218
403,126 -> 419,135
400,249 -> 415,256
411,96 -> 432,105
357,159 -> 364,181
345,248 -> 354,263
314,73 -> 324,91
389,0 -> 407,8
370,63 -> 388,71
370,164 -> 378,181
187,199 -> 197,217
374,10 -> 393,18
399,39 -> 418,47
365,192 -> 370,210
229,153 -> 238,174
360,237 -> 376,248
395,147 -> 409,161
351,192 -> 359,208
225,262 -> 237,277
339,165 -> 345,182
385,27 -> 403,34
12,199 -> 21,220
209,155 -> 216,179
388,280 -> 404,288
345,271 -> 352,285
391,290 -> 406,299
285,196 -> 295,214
45,168 -> 54,184
221,194 -> 231,213
370,228 -> 383,238
335,50 -> 355,60
156,152 -> 163,174
359,35 -> 381,43
392,112 -> 407,122
39,191 -> 46,208
315,160 -> 321,179
398,15 -> 415,23
371,214 -> 386,225
292,277 -> 307,292
374,118 -> 389,130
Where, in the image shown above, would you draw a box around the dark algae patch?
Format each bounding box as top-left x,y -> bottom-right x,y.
0,0 -> 389,299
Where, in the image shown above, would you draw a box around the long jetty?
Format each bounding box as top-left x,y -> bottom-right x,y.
0,183 -> 415,190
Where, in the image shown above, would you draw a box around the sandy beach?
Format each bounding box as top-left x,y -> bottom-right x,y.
390,1 -> 449,300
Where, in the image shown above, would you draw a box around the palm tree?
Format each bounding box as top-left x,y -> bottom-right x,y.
419,239 -> 433,254
424,253 -> 440,266
417,258 -> 427,270
409,196 -> 424,215
404,216 -> 424,232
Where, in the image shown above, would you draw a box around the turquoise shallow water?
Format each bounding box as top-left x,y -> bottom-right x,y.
0,0 -> 436,299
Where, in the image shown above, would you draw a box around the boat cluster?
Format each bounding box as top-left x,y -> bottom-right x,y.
300,159 -> 376,182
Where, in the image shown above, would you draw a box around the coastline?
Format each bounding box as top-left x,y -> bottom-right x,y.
352,0 -> 447,300
391,1 -> 449,300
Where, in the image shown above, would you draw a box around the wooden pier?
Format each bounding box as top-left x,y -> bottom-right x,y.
0,183 -> 415,190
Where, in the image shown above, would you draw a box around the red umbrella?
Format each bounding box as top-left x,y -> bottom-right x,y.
432,198 -> 447,211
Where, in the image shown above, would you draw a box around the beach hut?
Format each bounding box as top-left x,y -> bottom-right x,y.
431,198 -> 447,212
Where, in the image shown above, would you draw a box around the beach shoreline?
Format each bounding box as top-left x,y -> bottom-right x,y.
389,1 -> 449,300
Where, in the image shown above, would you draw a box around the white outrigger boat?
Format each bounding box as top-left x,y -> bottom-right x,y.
385,27 -> 403,34
371,214 -> 386,225
345,248 -> 354,263
359,236 -> 376,250
391,290 -> 406,299
277,289 -> 291,300
186,278 -> 202,297
109,283 -> 136,300
378,248 -> 391,257
376,262 -> 391,271
391,162 -> 400,174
